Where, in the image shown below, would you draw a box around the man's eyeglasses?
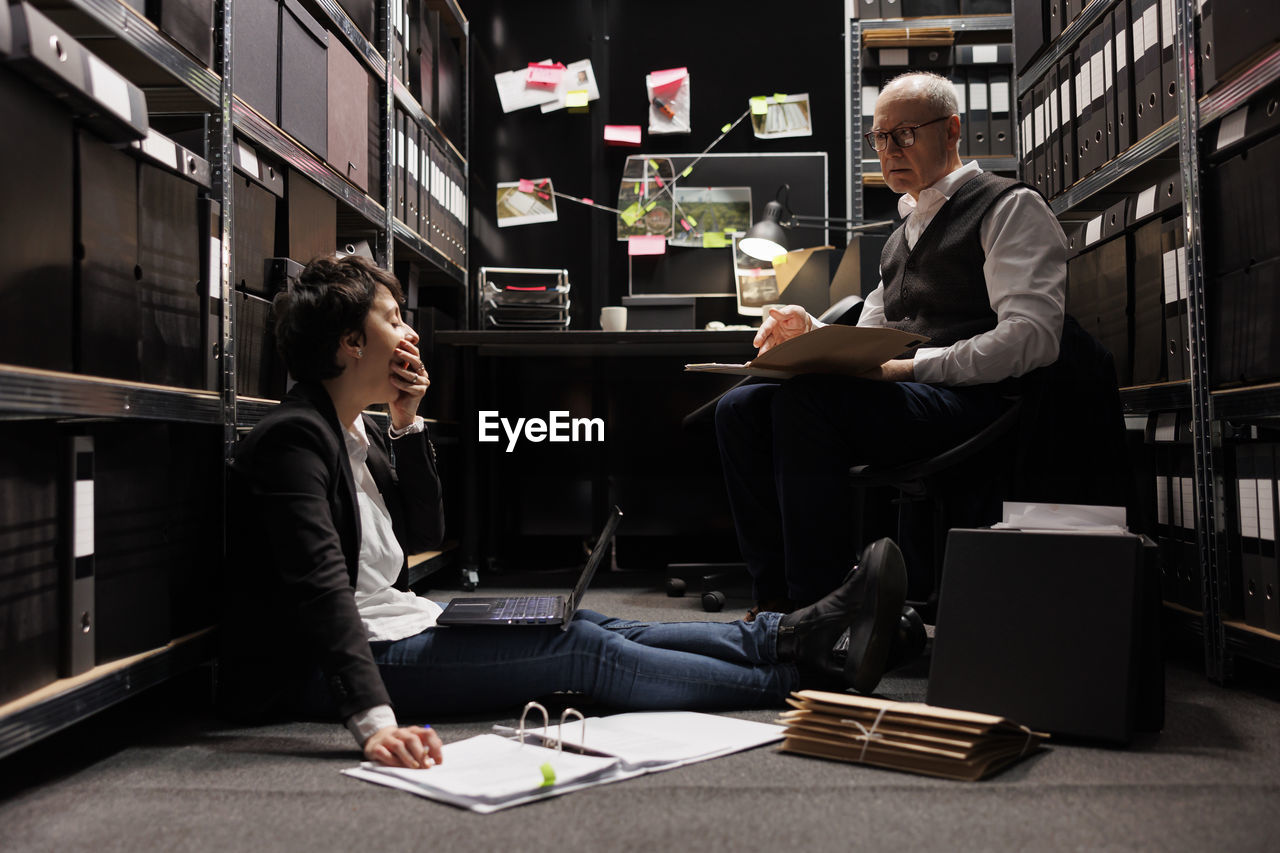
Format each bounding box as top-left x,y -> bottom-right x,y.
863,115 -> 952,151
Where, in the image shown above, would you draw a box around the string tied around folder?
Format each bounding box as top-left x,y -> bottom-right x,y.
843,707 -> 888,763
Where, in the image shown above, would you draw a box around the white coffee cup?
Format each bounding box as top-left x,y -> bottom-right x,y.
600,306 -> 627,331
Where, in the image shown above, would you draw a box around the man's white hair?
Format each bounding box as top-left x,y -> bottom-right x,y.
880,71 -> 958,118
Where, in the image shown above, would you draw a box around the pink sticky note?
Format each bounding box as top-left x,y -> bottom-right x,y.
582,198 -> 594,206
517,178 -> 534,192
603,125 -> 642,146
628,235 -> 667,256
526,63 -> 565,87
649,67 -> 688,89
654,175 -> 664,188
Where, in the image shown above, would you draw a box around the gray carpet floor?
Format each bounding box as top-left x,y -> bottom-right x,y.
3,573 -> 1280,852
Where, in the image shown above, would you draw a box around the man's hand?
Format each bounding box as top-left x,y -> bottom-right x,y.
389,339 -> 430,430
859,358 -> 915,382
364,725 -> 444,769
753,305 -> 817,354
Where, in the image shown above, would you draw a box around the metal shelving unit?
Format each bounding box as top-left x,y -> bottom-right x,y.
0,0 -> 471,756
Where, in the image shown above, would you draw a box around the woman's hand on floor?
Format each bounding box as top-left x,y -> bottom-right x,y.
364,725 -> 444,769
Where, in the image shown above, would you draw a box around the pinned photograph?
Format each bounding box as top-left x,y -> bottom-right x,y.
732,233 -> 780,315
493,59 -> 562,113
646,67 -> 691,135
496,178 -> 558,227
670,187 -> 752,248
540,59 -> 601,113
751,92 -> 813,139
616,155 -> 675,240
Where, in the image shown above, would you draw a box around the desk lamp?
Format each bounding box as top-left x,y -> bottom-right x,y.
739,185 -> 895,261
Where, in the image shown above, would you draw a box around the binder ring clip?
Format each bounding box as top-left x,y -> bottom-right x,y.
517,701 -> 550,748
557,708 -> 586,753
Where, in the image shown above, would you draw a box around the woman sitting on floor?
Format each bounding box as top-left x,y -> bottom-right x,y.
218,255 -> 913,769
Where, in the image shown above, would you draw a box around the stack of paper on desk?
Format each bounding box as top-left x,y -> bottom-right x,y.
343,712 -> 784,813
777,691 -> 1048,781
684,324 -> 928,379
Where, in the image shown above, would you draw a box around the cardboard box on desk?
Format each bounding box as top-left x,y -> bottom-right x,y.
928,520 -> 1164,744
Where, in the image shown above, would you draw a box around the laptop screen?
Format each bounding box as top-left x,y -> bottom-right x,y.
566,507 -> 623,613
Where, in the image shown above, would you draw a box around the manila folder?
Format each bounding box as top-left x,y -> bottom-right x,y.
684,324 -> 929,380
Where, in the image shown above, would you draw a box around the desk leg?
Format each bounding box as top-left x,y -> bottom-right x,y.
458,345 -> 480,590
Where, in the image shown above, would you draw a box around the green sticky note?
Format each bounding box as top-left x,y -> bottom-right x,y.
644,200 -> 658,212
750,96 -> 768,115
648,158 -> 661,171
681,166 -> 693,177
620,202 -> 643,226
634,183 -> 642,196
724,227 -> 735,234
773,254 -> 789,265
566,89 -> 589,108
721,123 -> 732,134
703,232 -> 727,248
540,763 -> 556,788
773,93 -> 788,102
686,214 -> 698,227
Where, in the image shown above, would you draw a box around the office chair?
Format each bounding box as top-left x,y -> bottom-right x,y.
848,313 -> 1131,622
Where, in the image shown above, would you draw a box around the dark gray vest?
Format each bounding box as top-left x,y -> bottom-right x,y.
879,172 -> 1028,348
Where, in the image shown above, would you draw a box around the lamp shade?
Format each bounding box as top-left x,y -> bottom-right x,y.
739,200 -> 789,261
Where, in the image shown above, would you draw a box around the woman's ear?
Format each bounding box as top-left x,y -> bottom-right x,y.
338,331 -> 365,361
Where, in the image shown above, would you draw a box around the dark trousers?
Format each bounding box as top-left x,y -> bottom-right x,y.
714,374 -> 1012,604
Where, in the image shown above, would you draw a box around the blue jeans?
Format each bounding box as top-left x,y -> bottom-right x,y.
715,374 -> 1012,604
301,609 -> 798,719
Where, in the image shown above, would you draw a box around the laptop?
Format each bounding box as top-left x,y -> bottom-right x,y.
436,507 -> 622,629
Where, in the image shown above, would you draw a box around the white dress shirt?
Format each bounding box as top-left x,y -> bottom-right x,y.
856,160 -> 1067,386
343,416 -> 442,746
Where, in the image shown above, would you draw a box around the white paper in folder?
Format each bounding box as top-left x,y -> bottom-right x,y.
993,502 -> 1128,534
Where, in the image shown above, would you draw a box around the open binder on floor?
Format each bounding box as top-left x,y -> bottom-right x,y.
777,691 -> 1048,781
343,703 -> 784,813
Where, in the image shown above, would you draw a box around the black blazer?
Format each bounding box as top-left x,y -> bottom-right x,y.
218,381 -> 444,722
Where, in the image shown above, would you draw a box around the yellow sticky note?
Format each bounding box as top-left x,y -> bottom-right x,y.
634,183 -> 642,195
774,93 -> 788,102
566,89 -> 589,108
721,123 -> 732,134
750,96 -> 768,115
772,254 -> 788,265
703,232 -> 727,248
648,159 -> 661,171
686,214 -> 698,227
644,200 -> 658,212
620,202 -> 643,226
681,166 -> 693,177
540,763 -> 556,788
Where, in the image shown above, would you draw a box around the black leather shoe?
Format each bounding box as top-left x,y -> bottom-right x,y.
835,605 -> 926,673
776,537 -> 907,688
843,538 -> 908,694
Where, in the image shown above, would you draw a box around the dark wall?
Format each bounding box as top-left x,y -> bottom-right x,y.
467,0 -> 849,327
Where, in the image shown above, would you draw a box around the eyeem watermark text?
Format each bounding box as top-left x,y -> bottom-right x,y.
478,411 -> 604,452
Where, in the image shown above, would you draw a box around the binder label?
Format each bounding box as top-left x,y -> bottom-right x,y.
1091,51 -> 1106,106
1261,482 -> 1276,541
1156,475 -> 1169,525
970,83 -> 988,111
1047,89 -> 1059,134
1162,250 -> 1179,303
86,54 -> 132,124
1143,6 -> 1159,53
1132,19 -> 1146,62
1240,480 -> 1260,537
1160,0 -> 1175,49
74,480 -> 94,559
1136,185 -> 1157,219
1216,108 -> 1248,151
1085,215 -> 1102,245
1115,33 -> 1128,71
1059,81 -> 1071,125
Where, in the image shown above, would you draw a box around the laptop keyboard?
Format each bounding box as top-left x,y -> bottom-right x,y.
495,596 -> 559,623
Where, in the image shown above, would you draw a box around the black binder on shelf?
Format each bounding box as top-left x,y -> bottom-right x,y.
1066,243 -> 1099,344
1058,54 -> 1076,192
1174,430 -> 1201,612
1147,414 -> 1178,603
1262,445 -> 1280,634
1019,87 -> 1034,183
1030,78 -> 1046,195
1206,129 -> 1280,280
1160,217 -> 1187,382
1014,0 -> 1049,73
1131,0 -> 1162,143
1158,0 -> 1177,125
1073,40 -> 1095,177
1096,233 -> 1131,386
1112,3 -> 1134,155
76,132 -> 142,383
989,69 -> 1012,157
368,82 -> 383,206
1045,65 -> 1060,198
902,0 -> 959,15
435,22 -> 463,147
199,198 -> 221,392
1084,23 -> 1109,176
137,162 -> 204,390
418,139 -> 431,241
406,122 -> 420,236
394,108 -> 407,225
1099,13 -> 1117,166
1131,219 -> 1165,384
425,138 -> 442,253
967,68 -> 991,157
1048,0 -> 1063,41
1202,0 -> 1280,95
1237,443 -> 1267,629
59,435 -> 95,676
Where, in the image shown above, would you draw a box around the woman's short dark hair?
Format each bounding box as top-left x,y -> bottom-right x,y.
272,255 -> 405,383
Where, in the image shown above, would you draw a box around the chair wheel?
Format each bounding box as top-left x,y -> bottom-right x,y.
701,591 -> 726,612
666,578 -> 687,597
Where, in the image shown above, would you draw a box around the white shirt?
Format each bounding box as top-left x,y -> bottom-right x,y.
343,417 -> 441,746
856,160 -> 1067,386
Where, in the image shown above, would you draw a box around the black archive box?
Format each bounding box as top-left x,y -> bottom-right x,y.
0,425 -> 60,705
232,139 -> 284,295
0,67 -> 74,373
336,0 -> 376,42
1014,0 -> 1049,74
1131,218 -> 1165,384
412,1 -> 437,117
76,131 -> 141,382
435,21 -> 463,145
235,291 -> 287,399
145,0 -> 215,68
929,528 -> 1164,744
327,35 -> 371,193
283,168 -> 337,266
280,0 -> 328,158
232,0 -> 280,123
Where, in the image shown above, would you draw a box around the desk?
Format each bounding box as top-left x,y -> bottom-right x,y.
437,330 -> 756,586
